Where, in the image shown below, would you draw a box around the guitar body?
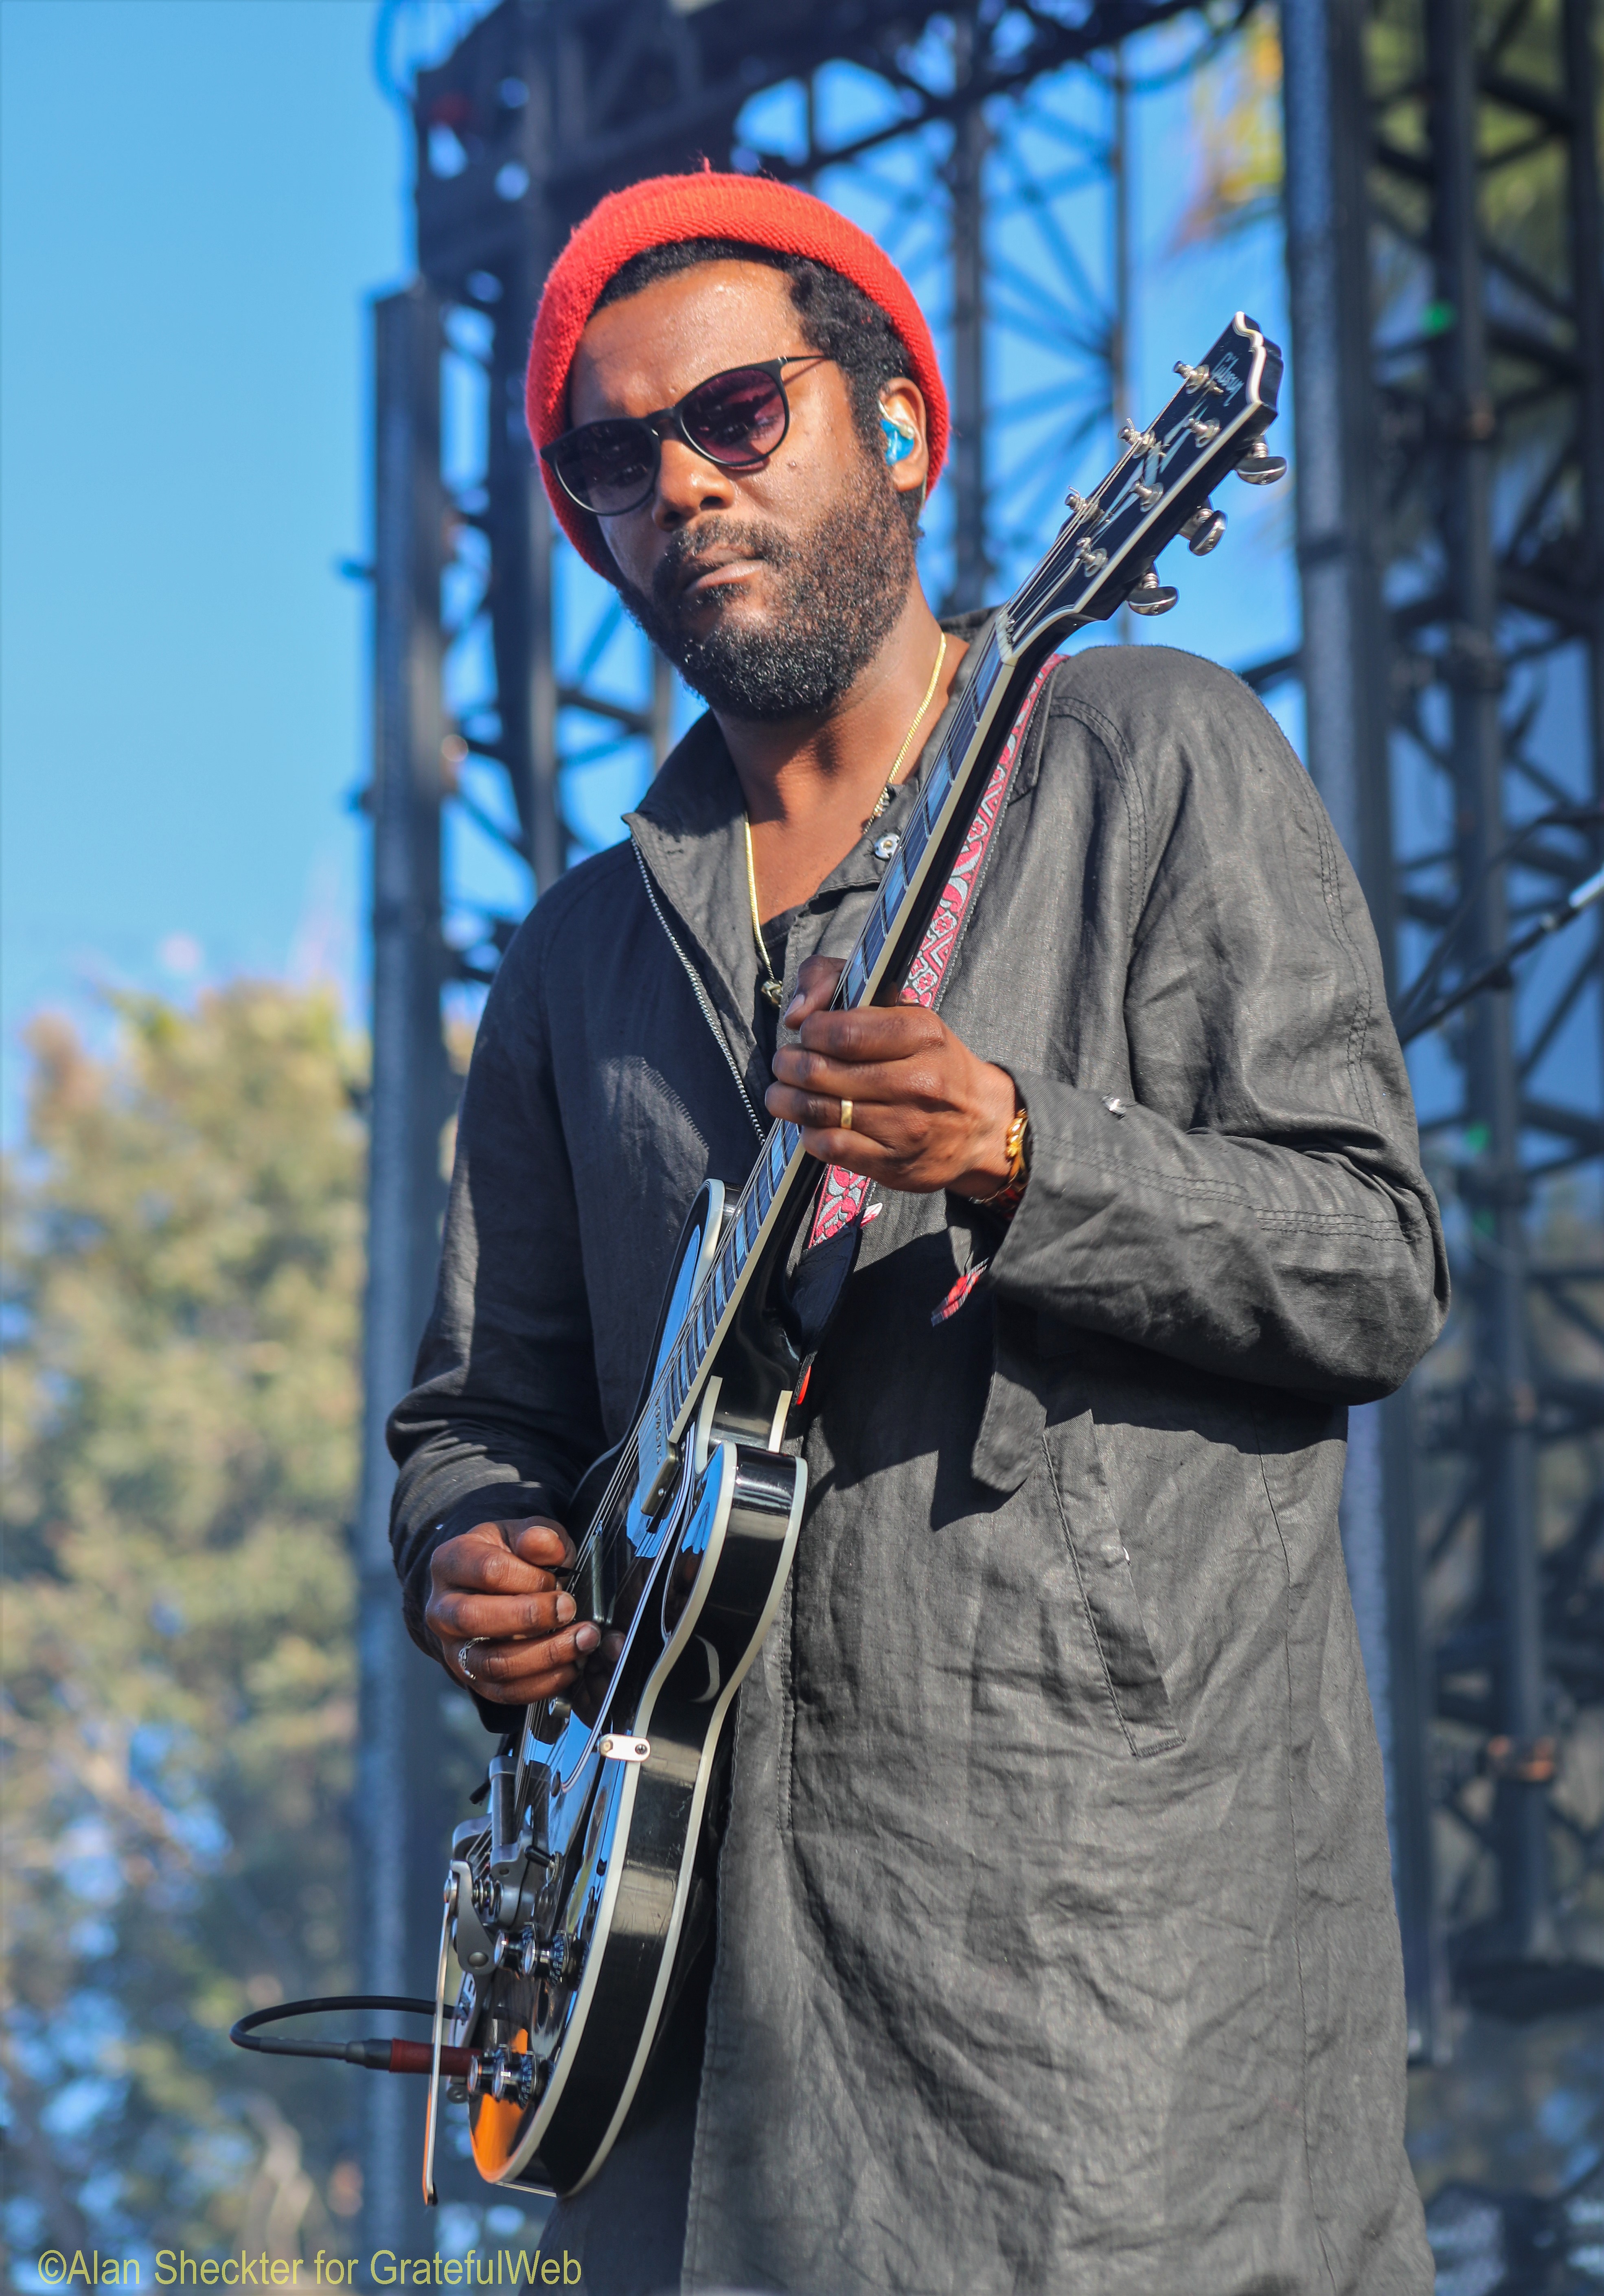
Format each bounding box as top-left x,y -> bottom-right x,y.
425,311 -> 1284,2206
449,1183 -> 807,2196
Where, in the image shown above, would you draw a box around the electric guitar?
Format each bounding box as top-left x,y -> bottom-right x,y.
425,313 -> 1285,2202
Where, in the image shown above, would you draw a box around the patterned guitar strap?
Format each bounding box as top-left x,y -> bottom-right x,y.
792,651 -> 1063,1360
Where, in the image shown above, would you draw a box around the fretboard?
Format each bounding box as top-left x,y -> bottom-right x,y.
647,614 -> 1030,1445
638,307 -> 1282,1462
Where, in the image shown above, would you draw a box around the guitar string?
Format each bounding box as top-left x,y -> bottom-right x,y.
551,651 -> 1004,1632
537,363 -> 1256,1722
1011,361 -> 1252,627
550,453 -> 1169,1619
576,395 -> 1251,1597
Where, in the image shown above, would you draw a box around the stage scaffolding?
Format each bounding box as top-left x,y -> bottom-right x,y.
1281,0 -> 1604,2066
354,0 -> 1602,2248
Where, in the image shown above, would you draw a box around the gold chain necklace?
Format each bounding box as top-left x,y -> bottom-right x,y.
744,633 -> 949,1008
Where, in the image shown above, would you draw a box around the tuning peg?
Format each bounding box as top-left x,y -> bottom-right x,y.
1065,489 -> 1093,517
1234,437 -> 1287,485
1181,501 -> 1227,555
1174,360 -> 1226,396
1127,567 -> 1178,616
1119,421 -> 1158,452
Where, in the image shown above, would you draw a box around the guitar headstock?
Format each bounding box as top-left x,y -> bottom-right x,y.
1003,311 -> 1285,654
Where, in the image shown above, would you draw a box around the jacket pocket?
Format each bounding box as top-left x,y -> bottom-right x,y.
971,1296 -> 1048,1494
1042,1420 -> 1185,1758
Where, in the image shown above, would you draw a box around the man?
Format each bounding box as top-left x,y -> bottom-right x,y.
388,171 -> 1448,2295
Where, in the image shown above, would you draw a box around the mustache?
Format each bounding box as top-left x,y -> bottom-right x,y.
651,517 -> 794,613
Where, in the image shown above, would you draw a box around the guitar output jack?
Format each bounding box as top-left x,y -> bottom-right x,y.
467,2047 -> 536,2106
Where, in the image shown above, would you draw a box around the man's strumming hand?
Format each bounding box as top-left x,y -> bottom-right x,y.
766,955 -> 1020,1198
426,1517 -> 614,1706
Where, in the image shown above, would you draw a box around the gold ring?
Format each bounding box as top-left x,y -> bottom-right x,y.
839,1098 -> 854,1132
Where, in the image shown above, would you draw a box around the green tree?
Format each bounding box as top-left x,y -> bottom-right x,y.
2,985 -> 366,2259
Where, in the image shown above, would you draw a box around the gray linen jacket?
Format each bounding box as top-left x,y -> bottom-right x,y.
389,629 -> 1448,2296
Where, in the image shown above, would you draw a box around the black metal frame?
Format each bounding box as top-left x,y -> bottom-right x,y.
1283,0 -> 1603,2050
401,0 -> 1239,921
1387,0 -> 1603,2019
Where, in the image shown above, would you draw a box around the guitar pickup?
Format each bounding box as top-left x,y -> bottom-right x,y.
637,1387 -> 679,1513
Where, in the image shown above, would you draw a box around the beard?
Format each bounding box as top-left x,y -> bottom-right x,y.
612,452 -> 917,722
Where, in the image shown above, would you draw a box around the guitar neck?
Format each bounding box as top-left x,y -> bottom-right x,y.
640,617 -> 1063,1469
834,615 -> 1056,1014
636,309 -> 1283,1483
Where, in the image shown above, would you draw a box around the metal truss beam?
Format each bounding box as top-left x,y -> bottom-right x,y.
1281,0 -> 1445,2065
357,285 -> 460,2259
405,0 -> 1227,902
408,0 -> 1210,291
1285,0 -> 1604,2042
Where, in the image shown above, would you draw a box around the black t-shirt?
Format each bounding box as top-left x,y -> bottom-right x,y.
754,905 -> 800,1069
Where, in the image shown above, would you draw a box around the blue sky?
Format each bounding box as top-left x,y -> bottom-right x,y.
1,0 -> 405,1129
0,1 -> 1294,1139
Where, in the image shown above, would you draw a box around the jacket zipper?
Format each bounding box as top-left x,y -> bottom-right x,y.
631,839 -> 767,1146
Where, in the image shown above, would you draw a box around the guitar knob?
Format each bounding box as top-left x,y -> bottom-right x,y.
494,1926 -> 531,1972
1234,438 -> 1287,485
535,1931 -> 574,1983
1127,569 -> 1179,616
1187,508 -> 1227,556
483,2048 -> 534,2104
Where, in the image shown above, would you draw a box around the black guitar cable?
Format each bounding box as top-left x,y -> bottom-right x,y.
229,1995 -> 476,2079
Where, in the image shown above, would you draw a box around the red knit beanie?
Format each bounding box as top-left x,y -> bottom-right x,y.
526,171 -> 948,576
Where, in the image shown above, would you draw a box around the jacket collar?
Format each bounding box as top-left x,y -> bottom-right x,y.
623,609 -> 1001,1102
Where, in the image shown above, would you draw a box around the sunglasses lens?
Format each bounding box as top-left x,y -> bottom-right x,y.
548,367 -> 791,515
682,368 -> 787,465
550,419 -> 658,516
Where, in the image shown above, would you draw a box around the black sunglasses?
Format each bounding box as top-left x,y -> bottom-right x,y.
541,355 -> 827,519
